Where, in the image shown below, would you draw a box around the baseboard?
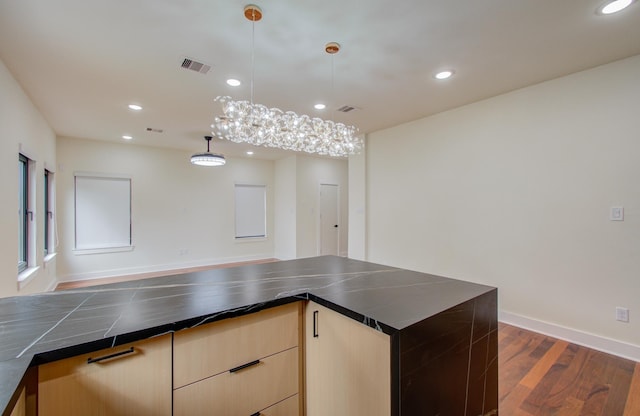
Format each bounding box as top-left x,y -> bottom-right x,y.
57,254 -> 276,283
500,310 -> 640,363
45,277 -> 58,292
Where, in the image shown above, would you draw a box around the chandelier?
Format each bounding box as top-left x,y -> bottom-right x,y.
211,5 -> 363,158
190,135 -> 226,166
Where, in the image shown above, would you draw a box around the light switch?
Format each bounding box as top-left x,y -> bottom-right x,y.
610,206 -> 624,221
616,307 -> 629,323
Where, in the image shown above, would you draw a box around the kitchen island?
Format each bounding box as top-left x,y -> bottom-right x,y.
0,256 -> 498,415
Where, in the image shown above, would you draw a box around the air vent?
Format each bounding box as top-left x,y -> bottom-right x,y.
336,105 -> 358,113
146,127 -> 164,133
181,57 -> 211,74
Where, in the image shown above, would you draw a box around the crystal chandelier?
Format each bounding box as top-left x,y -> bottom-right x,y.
211,5 -> 363,158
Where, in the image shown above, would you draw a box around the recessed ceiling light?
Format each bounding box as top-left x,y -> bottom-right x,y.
314,103 -> 326,110
599,0 -> 634,14
227,79 -> 241,87
122,135 -> 133,140
434,70 -> 454,80
128,104 -> 143,111
246,151 -> 254,155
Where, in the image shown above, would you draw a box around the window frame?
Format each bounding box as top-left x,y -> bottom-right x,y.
18,154 -> 29,273
44,169 -> 52,256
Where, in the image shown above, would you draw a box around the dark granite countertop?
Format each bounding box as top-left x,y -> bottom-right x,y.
0,256 -> 495,414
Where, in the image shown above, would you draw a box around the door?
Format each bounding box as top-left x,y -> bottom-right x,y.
319,184 -> 339,255
305,301 -> 390,415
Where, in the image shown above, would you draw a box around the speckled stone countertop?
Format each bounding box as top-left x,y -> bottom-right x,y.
0,256 -> 496,414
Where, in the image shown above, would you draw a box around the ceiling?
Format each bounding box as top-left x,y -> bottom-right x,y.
1,0 -> 639,160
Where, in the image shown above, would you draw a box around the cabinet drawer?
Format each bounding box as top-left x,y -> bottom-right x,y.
39,334 -> 172,416
174,346 -> 299,416
174,302 -> 300,388
259,394 -> 300,416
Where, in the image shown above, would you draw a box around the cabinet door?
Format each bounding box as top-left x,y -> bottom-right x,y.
9,387 -> 25,416
305,302 -> 391,416
38,334 -> 172,416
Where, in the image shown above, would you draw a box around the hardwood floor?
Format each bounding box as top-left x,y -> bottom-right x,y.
499,323 -> 640,415
55,258 -> 279,290
56,265 -> 640,415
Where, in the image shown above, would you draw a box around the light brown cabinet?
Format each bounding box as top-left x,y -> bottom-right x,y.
260,395 -> 300,415
38,334 -> 172,416
304,301 -> 391,416
8,387 -> 25,416
35,300 -> 390,415
173,302 -> 302,416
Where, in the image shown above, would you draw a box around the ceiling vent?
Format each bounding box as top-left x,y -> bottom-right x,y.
146,127 -> 164,133
336,105 -> 358,113
181,57 -> 211,74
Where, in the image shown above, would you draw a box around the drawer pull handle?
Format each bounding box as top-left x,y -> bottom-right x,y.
250,413 -> 261,416
229,359 -> 261,373
87,347 -> 134,364
313,310 -> 319,337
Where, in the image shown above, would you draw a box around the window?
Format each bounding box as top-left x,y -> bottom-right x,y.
234,184 -> 266,239
18,154 -> 29,272
74,174 -> 132,251
44,169 -> 54,256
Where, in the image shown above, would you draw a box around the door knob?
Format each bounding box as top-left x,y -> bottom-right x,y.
334,224 -> 338,228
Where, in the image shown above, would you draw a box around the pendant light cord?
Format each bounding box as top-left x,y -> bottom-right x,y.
250,10 -> 256,105
325,42 -> 341,122
331,52 -> 335,121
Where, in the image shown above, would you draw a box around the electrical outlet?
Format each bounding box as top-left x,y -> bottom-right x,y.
615,307 -> 629,323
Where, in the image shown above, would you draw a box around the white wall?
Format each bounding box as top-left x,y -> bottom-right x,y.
56,139 -> 349,282
348,144 -> 366,260
366,54 -> 640,359
296,156 -> 349,258
56,137 -> 276,282
0,58 -> 57,297
274,156 -> 297,260
274,155 -> 349,260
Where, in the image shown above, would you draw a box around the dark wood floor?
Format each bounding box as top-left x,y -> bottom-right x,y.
499,323 -> 640,415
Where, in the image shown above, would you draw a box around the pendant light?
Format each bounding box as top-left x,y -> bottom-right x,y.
211,4 -> 362,157
190,136 -> 226,166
